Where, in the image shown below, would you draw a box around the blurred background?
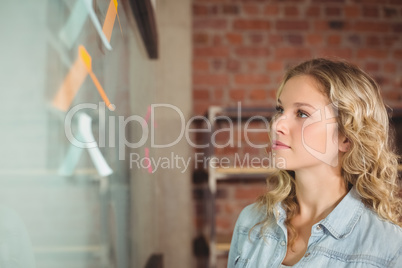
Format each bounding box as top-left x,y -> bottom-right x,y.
0,0 -> 401,268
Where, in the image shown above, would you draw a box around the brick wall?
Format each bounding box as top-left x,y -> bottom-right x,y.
193,0 -> 402,116
191,0 -> 402,266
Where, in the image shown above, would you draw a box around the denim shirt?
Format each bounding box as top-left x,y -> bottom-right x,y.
228,187 -> 402,268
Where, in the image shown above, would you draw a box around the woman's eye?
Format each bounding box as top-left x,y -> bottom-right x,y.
275,105 -> 284,114
297,110 -> 309,118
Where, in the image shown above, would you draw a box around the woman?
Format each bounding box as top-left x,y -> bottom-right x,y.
228,58 -> 402,267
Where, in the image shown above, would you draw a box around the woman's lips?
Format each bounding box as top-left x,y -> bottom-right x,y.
272,140 -> 291,149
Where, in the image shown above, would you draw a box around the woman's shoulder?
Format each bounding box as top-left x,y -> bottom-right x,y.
359,205 -> 402,237
235,202 -> 270,229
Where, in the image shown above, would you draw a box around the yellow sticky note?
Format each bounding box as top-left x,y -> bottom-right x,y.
79,45 -> 92,72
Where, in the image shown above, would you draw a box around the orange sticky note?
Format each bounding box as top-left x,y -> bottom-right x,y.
52,56 -> 88,111
52,45 -> 115,112
103,0 -> 118,42
79,46 -> 115,111
88,72 -> 115,111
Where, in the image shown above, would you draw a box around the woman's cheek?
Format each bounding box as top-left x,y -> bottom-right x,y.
300,122 -> 328,155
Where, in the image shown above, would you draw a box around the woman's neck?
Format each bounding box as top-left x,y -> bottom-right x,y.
293,166 -> 348,222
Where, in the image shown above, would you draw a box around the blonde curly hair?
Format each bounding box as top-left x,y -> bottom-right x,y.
256,58 -> 402,249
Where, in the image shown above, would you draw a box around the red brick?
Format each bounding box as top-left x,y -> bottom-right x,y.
384,62 -> 396,73
268,34 -> 284,45
363,6 -> 379,17
306,6 -> 321,17
235,186 -> 265,200
266,61 -> 283,72
344,5 -> 360,18
354,21 -> 389,32
314,20 -> 348,31
193,33 -> 209,46
194,47 -> 229,57
233,19 -> 271,30
214,88 -> 224,100
286,34 -> 304,45
243,4 -> 260,15
357,49 -> 388,59
264,5 -> 280,16
235,75 -> 270,85
194,217 -> 203,229
193,19 -> 228,30
394,50 -> 402,59
193,89 -> 210,101
325,7 -> 341,16
311,0 -> 345,2
244,131 -> 270,146
193,4 -> 219,16
215,146 -> 240,157
307,34 -> 323,45
212,59 -> 224,71
193,74 -> 229,86
223,203 -> 236,214
365,62 -> 379,72
393,23 -> 402,33
284,6 -> 299,17
235,47 -> 270,58
327,34 -> 342,46
274,74 -> 284,84
347,36 -> 362,48
226,59 -> 241,73
384,7 -> 398,18
276,20 -> 309,31
193,4 -> 209,16
193,60 -> 209,71
384,35 -> 398,46
213,35 -> 223,46
268,89 -> 277,100
275,47 -> 312,59
213,128 -> 232,145
194,103 -> 210,116
222,4 -> 240,15
314,20 -> 329,31
225,33 -> 243,45
229,89 -> 246,101
316,48 -> 352,59
243,146 -> 261,156
216,216 -> 232,230
246,61 -> 259,71
248,34 -> 265,44
366,35 -> 381,46
249,89 -> 268,100
382,91 -> 400,101
329,21 -> 348,30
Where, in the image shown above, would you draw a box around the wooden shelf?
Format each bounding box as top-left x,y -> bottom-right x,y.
216,242 -> 231,252
215,165 -> 402,174
215,167 -> 276,175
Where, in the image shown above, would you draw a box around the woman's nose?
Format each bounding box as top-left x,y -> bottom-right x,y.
272,115 -> 288,135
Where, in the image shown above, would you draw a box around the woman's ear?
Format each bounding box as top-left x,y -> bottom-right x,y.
339,136 -> 351,153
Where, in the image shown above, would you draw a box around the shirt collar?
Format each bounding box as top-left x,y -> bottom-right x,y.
319,186 -> 364,239
273,186 -> 364,239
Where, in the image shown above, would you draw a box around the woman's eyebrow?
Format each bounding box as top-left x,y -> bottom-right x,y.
294,102 -> 317,110
277,99 -> 317,110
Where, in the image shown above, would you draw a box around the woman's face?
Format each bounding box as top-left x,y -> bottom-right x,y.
271,75 -> 341,170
